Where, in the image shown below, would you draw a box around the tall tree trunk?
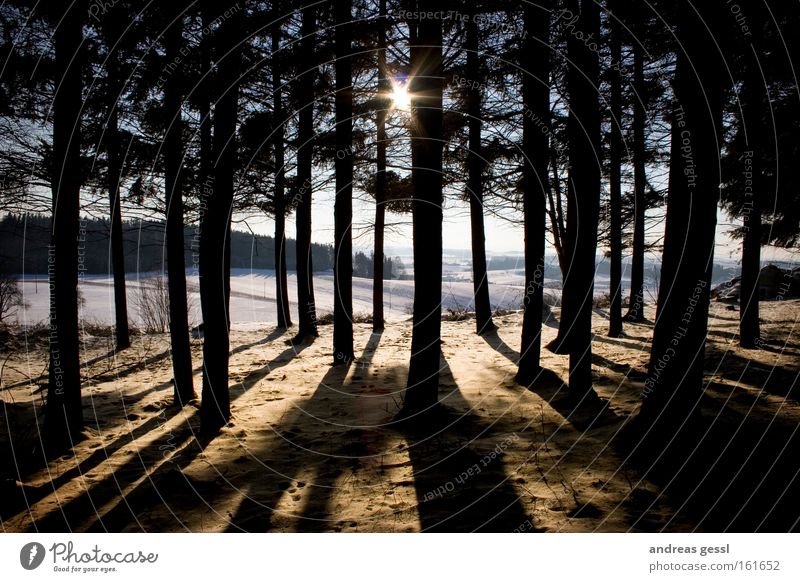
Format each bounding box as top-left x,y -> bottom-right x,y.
739,21 -> 764,349
46,1 -> 84,446
372,0 -> 388,331
199,3 -> 242,434
561,0 -> 601,397
294,4 -> 318,341
516,0 -> 550,385
549,154 -> 567,275
402,2 -> 443,414
638,0 -> 726,442
164,5 -> 195,406
333,0 -> 354,364
199,3 -> 213,209
103,14 -> 130,351
465,7 -> 494,335
272,14 -> 292,329
607,0 -> 623,338
625,11 -> 647,322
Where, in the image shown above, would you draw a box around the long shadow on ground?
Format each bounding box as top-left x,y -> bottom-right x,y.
617,388 -> 800,532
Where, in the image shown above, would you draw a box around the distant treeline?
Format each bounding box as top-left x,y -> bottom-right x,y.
485,254 -> 740,283
353,251 -> 408,280
0,214 -> 336,275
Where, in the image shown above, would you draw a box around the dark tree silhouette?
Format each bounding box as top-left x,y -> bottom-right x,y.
293,3 -> 319,342
402,2 -> 444,414
464,4 -> 494,336
624,2 -> 647,323
607,0 -> 623,338
333,0 -> 354,364
46,0 -> 84,445
558,0 -> 601,398
637,0 -> 727,441
164,4 -> 195,406
372,0 -> 388,332
272,10 -> 292,330
98,10 -> 130,351
516,0 -> 551,384
737,9 -> 766,349
199,3 -> 243,434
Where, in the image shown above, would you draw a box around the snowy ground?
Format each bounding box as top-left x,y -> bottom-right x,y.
3,300 -> 799,532
13,268 -> 640,329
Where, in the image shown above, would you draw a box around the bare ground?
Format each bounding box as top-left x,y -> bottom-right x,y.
1,299 -> 799,532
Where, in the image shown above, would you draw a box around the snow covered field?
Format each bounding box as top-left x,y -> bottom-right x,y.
13,268 -> 543,328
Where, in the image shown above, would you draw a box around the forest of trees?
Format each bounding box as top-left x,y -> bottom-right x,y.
0,214 -> 339,274
0,0 -> 798,459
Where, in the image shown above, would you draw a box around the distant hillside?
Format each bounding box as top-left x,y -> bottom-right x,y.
0,214 -> 335,275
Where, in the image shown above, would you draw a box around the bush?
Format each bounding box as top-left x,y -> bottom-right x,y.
0,274 -> 26,324
133,277 -> 170,333
592,293 -> 613,309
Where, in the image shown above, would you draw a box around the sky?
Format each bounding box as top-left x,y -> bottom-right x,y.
240,184 -> 800,267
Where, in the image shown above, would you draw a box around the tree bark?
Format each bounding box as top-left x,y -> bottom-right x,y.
403,2 -> 443,414
372,0 -> 388,332
199,3 -> 242,434
465,8 -> 494,335
293,4 -> 318,341
164,5 -> 195,406
739,21 -> 764,349
333,0 -> 354,364
561,0 -> 601,397
625,9 -> 647,322
607,0 -> 623,338
638,0 -> 726,441
549,153 -> 567,276
272,15 -> 292,329
516,0 -> 550,384
103,14 -> 130,351
46,1 -> 84,446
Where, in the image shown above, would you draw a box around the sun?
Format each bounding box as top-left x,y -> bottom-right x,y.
389,79 -> 412,111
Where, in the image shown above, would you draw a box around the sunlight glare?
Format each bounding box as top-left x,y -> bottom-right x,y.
390,80 -> 412,111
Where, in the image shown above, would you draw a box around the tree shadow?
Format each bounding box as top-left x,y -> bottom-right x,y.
593,334 -> 650,353
229,326 -> 289,358
521,367 -> 622,432
591,353 -> 648,381
705,348 -> 799,400
754,339 -> 800,355
393,357 -> 537,532
12,337 -> 309,532
480,328 -> 519,365
224,332 -> 385,532
619,391 -> 800,532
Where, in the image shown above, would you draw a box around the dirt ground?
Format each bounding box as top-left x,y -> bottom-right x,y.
1,299 -> 799,532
